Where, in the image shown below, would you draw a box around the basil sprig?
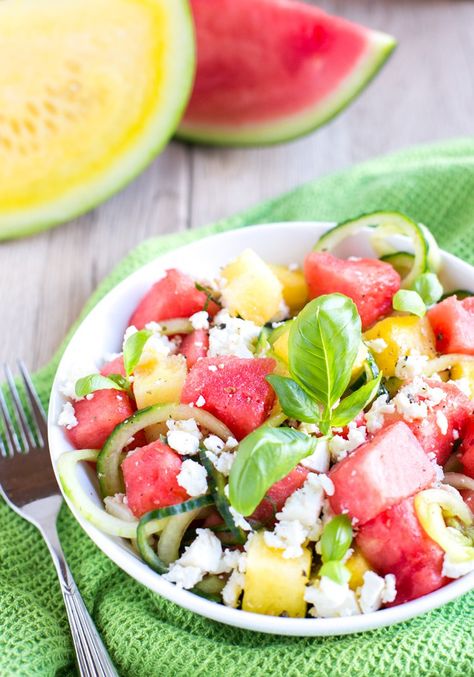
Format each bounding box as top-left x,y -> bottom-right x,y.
318,514 -> 353,585
228,427 -> 320,516
75,373 -> 129,398
267,294 -> 380,434
411,272 -> 443,306
123,329 -> 152,376
393,289 -> 426,317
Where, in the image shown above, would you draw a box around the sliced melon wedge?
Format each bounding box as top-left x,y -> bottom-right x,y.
178,0 -> 396,146
0,0 -> 195,240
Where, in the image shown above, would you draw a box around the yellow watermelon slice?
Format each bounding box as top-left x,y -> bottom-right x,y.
0,0 -> 195,240
178,0 -> 396,146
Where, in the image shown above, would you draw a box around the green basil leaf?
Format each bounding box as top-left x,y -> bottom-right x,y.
330,375 -> 382,428
288,294 -> 361,417
266,375 -> 320,423
412,272 -> 443,307
320,514 -> 353,563
75,373 -> 128,398
392,289 -> 426,317
319,560 -> 351,586
123,329 -> 152,376
228,427 -> 319,516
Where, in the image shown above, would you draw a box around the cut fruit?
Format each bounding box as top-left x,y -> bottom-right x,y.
178,0 -> 395,146
0,0 -> 195,240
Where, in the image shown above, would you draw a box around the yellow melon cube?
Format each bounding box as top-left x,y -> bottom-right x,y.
272,325 -> 290,363
269,264 -> 308,313
451,361 -> 474,398
363,316 -> 436,378
221,249 -> 283,325
242,532 -> 311,618
346,549 -> 372,590
133,353 -> 187,411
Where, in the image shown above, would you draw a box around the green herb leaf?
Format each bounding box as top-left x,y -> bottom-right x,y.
330,375 -> 382,428
266,375 -> 320,423
228,427 -> 319,516
319,560 -> 351,586
75,373 -> 128,398
412,272 -> 444,307
320,514 -> 353,563
123,329 -> 152,376
288,294 -> 361,430
195,282 -> 222,311
393,289 -> 426,317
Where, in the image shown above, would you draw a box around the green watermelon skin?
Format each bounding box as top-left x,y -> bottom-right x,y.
178,0 -> 396,145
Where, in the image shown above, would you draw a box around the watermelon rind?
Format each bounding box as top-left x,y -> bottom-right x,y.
176,30 -> 396,147
0,0 -> 195,241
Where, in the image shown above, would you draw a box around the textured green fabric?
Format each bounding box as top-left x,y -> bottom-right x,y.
1,137 -> 474,677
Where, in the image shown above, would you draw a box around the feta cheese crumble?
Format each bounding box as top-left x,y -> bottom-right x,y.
436,410 -> 449,436
163,528 -> 225,589
167,431 -> 200,456
58,360 -> 99,401
300,437 -> 330,472
329,422 -> 368,462
394,354 -> 429,380
365,395 -> 395,434
442,554 -> 474,579
365,338 -> 388,354
177,459 -> 208,497
57,402 -> 78,429
190,311 -> 210,330
357,571 -> 397,613
208,309 -> 260,359
196,395 -> 206,407
305,577 -> 360,618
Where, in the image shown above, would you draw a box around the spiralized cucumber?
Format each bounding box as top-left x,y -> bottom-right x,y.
380,252 -> 415,278
314,211 -> 441,288
422,354 -> 474,377
157,318 -> 194,335
57,449 -> 138,538
98,403 -> 233,497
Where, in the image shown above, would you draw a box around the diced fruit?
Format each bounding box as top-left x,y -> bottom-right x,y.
179,329 -> 209,369
65,389 -> 135,450
329,422 -> 435,525
364,316 -> 436,377
272,325 -> 290,363
221,249 -> 283,325
242,532 -> 311,617
100,355 -> 126,378
181,356 -> 276,440
133,353 -> 187,410
356,497 -> 448,604
427,296 -> 474,355
268,264 -> 308,313
304,252 -> 401,329
0,0 -> 195,240
459,417 -> 474,479
251,465 -> 309,525
381,379 -> 473,465
129,269 -> 219,330
346,548 -> 372,590
451,361 -> 474,398
178,0 -> 395,146
122,440 -> 188,517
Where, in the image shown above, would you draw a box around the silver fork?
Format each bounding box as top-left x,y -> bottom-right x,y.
0,362 -> 118,677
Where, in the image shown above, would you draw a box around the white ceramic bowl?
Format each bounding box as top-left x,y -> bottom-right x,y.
48,221 -> 474,636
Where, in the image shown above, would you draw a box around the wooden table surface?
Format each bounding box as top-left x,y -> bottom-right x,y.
1,0 -> 473,372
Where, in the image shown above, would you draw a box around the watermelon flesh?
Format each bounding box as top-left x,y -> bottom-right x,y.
304,252 -> 401,330
122,440 -> 189,517
380,379 -> 473,465
459,416 -> 474,479
129,269 -> 219,330
329,422 -> 435,525
181,356 -> 276,440
179,329 -> 209,369
100,355 -> 126,378
251,465 -> 310,525
427,296 -> 474,355
65,389 -> 135,450
356,497 -> 448,604
178,0 -> 396,145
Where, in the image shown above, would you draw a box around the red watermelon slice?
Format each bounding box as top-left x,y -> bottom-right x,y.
178,0 -> 396,145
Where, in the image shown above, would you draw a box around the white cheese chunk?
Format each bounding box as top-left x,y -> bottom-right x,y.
176,459 -> 208,496
57,401 -> 78,429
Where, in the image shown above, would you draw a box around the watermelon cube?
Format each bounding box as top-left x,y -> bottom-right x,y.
459,416 -> 474,479
356,497 -> 448,604
65,389 -> 134,450
100,355 -> 126,378
381,379 -> 473,465
181,356 -> 276,440
129,269 -> 219,330
304,252 -> 400,329
329,421 -> 435,525
251,465 -> 310,525
427,295 -> 474,355
179,329 -> 209,369
122,440 -> 189,517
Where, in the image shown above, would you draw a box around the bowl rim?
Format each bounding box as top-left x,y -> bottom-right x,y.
48,220 -> 474,637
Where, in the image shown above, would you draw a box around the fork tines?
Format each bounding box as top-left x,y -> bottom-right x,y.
0,361 -> 46,457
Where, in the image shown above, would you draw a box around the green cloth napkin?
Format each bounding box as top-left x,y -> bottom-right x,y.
1,137 -> 474,677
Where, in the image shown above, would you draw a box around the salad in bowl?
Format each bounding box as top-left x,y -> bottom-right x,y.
54,211 -> 474,625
